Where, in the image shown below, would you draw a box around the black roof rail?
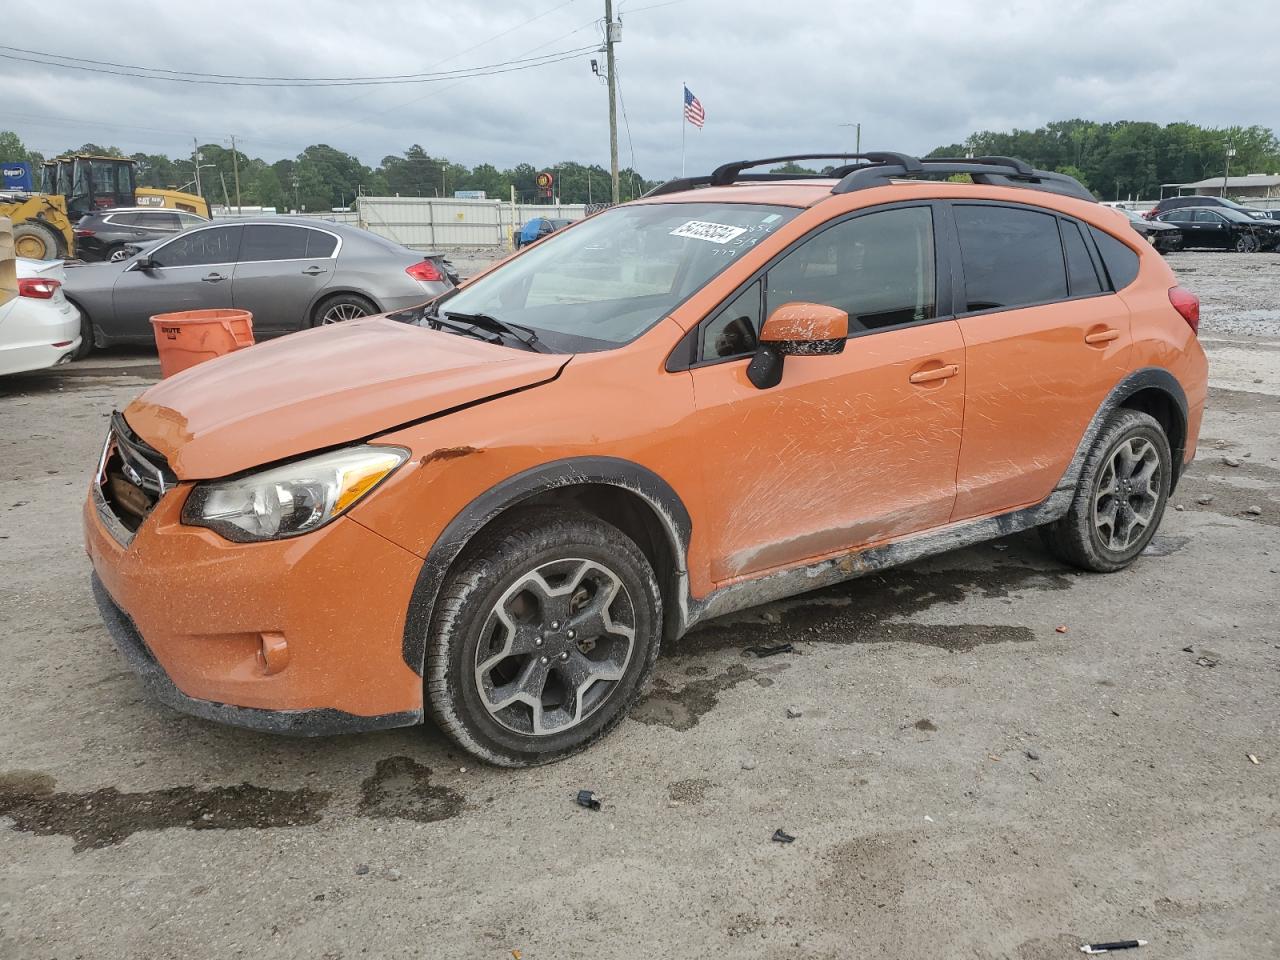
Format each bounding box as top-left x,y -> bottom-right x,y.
832,156 -> 1094,202
642,152 -> 1094,203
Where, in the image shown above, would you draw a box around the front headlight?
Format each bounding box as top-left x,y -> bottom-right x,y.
182,444 -> 410,542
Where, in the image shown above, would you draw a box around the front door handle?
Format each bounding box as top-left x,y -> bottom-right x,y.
301,266 -> 327,276
1084,328 -> 1120,345
909,364 -> 960,384
201,272 -> 227,283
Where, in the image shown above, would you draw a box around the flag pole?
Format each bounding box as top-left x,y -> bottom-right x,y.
681,82 -> 686,177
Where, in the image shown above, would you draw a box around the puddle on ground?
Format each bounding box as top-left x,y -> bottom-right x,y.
632,663 -> 769,731
0,770 -> 330,852
357,756 -> 463,823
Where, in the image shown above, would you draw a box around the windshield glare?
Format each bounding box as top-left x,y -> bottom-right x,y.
440,202 -> 800,350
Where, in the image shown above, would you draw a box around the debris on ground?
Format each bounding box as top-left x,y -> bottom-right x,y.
786,706 -> 803,719
1025,749 -> 1041,761
1182,645 -> 1195,652
1055,625 -> 1069,634
1080,938 -> 1147,953
771,829 -> 795,844
1195,655 -> 1219,668
1244,505 -> 1262,516
354,864 -> 370,876
746,642 -> 795,658
575,790 -> 602,811
741,757 -> 757,770
1196,495 -> 1214,505
1248,754 -> 1261,765
1222,456 -> 1242,467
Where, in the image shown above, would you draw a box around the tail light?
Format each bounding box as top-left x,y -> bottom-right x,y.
406,260 -> 443,282
1168,285 -> 1199,334
74,227 -> 95,237
18,277 -> 61,299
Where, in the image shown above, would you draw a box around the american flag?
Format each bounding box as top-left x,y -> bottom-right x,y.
684,85 -> 705,128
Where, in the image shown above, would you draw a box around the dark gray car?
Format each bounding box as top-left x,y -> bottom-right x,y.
64,218 -> 455,353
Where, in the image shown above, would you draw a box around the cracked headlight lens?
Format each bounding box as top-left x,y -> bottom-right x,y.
182,445 -> 409,542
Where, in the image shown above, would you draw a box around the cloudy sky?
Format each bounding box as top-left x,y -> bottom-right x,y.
3,0 -> 1274,178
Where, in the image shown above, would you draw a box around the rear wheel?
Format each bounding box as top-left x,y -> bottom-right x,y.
424,507 -> 662,766
311,292 -> 377,327
106,245 -> 131,262
13,221 -> 62,260
69,307 -> 94,361
1039,409 -> 1172,572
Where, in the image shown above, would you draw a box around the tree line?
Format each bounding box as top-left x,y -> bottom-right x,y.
6,119 -> 1278,208
772,121 -> 1278,201
0,131 -> 653,211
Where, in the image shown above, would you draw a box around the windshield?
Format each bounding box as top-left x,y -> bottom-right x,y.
440,202 -> 800,350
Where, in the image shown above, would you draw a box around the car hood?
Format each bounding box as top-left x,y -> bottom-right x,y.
123,316 -> 569,479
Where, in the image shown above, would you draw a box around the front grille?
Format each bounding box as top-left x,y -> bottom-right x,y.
97,411 -> 177,533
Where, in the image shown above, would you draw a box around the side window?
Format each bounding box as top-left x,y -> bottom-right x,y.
764,206 -> 935,333
1088,226 -> 1140,290
954,205 -> 1067,312
305,230 -> 338,258
150,226 -> 241,268
699,280 -> 761,361
108,213 -> 139,226
239,225 -> 308,262
141,212 -> 182,231
1060,220 -> 1103,297
1192,209 -> 1221,223
1164,210 -> 1191,223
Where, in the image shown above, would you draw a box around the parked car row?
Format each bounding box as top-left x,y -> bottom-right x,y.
61,217 -> 457,359
1151,206 -> 1280,253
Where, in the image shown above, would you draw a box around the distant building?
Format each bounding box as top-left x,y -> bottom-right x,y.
1177,173 -> 1280,200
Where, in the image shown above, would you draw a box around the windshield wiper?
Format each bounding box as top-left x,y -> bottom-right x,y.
442,311 -> 549,353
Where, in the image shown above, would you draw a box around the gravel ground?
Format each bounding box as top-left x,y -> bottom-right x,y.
0,251 -> 1277,960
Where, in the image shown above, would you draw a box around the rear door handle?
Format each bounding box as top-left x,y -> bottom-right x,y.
201,272 -> 227,283
908,364 -> 959,384
301,266 -> 327,276
1084,329 -> 1120,344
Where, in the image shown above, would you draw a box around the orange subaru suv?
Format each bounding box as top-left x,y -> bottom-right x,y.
86,153 -> 1207,765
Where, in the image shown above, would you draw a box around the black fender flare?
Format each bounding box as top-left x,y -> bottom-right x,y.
1058,366 -> 1189,494
401,456 -> 693,674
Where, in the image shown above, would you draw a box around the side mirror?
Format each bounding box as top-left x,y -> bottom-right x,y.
127,255 -> 155,272
746,302 -> 848,389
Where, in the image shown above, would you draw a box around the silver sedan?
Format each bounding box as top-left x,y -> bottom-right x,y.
63,217 -> 455,353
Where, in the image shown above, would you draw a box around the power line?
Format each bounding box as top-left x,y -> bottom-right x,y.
0,44 -> 598,87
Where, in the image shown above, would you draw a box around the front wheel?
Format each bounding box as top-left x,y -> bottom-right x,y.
1234,233 -> 1260,253
1038,409 -> 1172,572
424,507 -> 662,766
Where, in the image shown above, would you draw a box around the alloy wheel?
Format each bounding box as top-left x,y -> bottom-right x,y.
473,558 -> 636,736
321,302 -> 369,324
1235,233 -> 1260,253
1092,437 -> 1162,552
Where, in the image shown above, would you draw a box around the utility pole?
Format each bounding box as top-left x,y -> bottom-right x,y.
1223,144 -> 1236,198
229,134 -> 242,215
839,122 -> 861,159
604,0 -> 620,203
192,137 -> 203,198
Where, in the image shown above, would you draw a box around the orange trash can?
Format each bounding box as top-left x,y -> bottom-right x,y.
150,309 -> 255,378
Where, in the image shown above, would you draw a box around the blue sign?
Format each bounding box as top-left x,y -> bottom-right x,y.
2,162 -> 33,191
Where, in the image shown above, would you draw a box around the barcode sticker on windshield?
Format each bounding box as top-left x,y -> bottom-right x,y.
670,220 -> 749,244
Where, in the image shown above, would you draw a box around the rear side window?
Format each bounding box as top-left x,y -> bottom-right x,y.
1060,220 -> 1103,297
305,229 -> 338,258
108,213 -> 139,226
140,212 -> 182,231
1088,226 -> 1140,290
240,225 -> 309,262
765,206 -> 936,333
954,205 -> 1067,312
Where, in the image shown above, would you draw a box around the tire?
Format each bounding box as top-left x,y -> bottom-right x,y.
424,506 -> 663,767
1234,233 -> 1260,253
310,292 -> 377,327
1038,409 -> 1172,573
12,221 -> 62,260
68,303 -> 94,361
106,245 -> 131,263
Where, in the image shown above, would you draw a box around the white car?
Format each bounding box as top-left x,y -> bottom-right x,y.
0,258 -> 83,376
